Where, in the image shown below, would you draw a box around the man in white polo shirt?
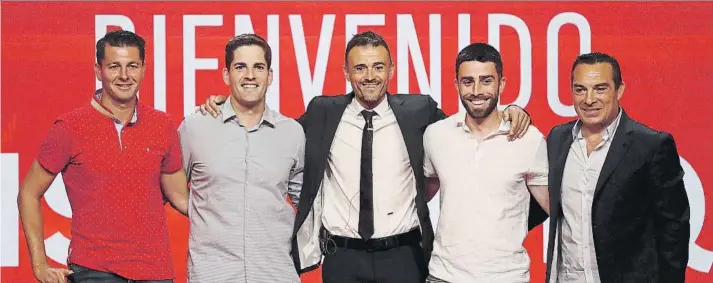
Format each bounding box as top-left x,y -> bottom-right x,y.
423,42 -> 550,283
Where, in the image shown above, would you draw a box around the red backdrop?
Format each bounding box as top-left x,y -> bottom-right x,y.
1,2 -> 712,283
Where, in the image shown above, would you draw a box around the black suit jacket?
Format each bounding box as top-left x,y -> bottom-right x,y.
542,110 -> 690,283
290,93 -> 445,273
289,92 -> 549,273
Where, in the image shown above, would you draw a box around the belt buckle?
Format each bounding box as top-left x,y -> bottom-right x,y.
372,238 -> 389,251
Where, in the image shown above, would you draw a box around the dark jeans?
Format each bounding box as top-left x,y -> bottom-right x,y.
67,264 -> 173,283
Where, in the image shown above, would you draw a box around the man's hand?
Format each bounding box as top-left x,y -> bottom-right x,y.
33,264 -> 73,283
196,95 -> 228,117
502,105 -> 532,141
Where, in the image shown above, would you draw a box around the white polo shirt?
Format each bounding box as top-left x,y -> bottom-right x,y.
424,112 -> 548,283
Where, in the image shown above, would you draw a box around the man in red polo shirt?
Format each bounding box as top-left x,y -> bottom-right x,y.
17,30 -> 189,283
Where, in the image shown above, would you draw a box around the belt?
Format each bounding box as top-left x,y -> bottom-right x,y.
321,228 -> 421,252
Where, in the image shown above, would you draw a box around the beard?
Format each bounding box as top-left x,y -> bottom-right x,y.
461,93 -> 499,119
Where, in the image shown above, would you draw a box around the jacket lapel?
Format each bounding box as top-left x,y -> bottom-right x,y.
552,124 -> 575,216
387,94 -> 419,175
593,111 -> 634,201
320,93 -> 353,160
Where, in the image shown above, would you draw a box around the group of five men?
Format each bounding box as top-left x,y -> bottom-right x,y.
18,28 -> 689,283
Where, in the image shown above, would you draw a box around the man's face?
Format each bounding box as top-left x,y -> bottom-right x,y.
455,61 -> 504,119
344,45 -> 394,105
572,63 -> 624,130
94,44 -> 145,103
223,45 -> 273,107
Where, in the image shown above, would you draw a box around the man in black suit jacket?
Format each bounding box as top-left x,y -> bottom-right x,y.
541,52 -> 690,283
288,31 -> 535,283
198,31 -> 534,282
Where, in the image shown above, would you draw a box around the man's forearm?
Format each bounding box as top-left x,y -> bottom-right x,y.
169,196 -> 188,216
160,169 -> 190,216
18,192 -> 50,270
425,177 -> 440,202
162,184 -> 188,216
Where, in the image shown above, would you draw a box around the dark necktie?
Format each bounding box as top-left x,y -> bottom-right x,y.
359,110 -> 377,240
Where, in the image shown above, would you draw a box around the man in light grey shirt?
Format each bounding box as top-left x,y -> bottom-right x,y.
179,34 -> 304,283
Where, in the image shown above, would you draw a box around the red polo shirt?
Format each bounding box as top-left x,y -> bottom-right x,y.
35,93 -> 181,280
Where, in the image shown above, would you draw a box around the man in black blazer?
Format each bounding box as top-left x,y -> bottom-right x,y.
288,31 -> 532,283
198,31 -> 534,282
541,52 -> 690,283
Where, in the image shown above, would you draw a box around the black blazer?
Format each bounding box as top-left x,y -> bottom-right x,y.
290,93 -> 445,272
542,110 -> 690,283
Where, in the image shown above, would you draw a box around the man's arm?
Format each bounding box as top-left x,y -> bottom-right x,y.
649,133 -> 690,282
297,98 -> 317,130
18,161 -> 73,283
426,95 -> 447,125
161,119 -> 189,216
287,128 -> 306,209
502,105 -> 532,140
422,126 -> 440,202
528,185 -> 550,215
160,169 -> 189,216
20,121 -> 75,283
425,177 -> 440,202
197,95 -> 228,117
527,136 -> 550,230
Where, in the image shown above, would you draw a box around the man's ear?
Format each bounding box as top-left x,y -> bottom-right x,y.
94,63 -> 102,81
616,82 -> 625,101
343,64 -> 350,82
222,68 -> 230,85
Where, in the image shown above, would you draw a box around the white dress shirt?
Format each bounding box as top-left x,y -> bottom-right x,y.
321,97 -> 420,238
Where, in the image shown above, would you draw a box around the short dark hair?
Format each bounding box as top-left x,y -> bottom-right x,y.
96,30 -> 146,64
571,52 -> 623,89
225,34 -> 272,69
455,43 -> 503,78
344,31 -> 392,66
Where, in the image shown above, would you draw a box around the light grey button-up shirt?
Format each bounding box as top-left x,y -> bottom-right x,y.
179,99 -> 305,283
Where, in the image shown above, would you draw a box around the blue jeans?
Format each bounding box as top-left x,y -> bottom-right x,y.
67,264 -> 173,283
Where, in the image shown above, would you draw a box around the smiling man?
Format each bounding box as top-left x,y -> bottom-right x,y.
544,52 -> 689,283
198,31 -> 534,283
178,34 -> 305,282
18,30 -> 188,283
423,43 -> 550,283
286,32 -> 533,283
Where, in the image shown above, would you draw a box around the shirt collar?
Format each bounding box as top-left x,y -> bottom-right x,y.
90,89 -> 138,125
220,98 -> 275,128
572,107 -> 623,141
351,95 -> 390,118
454,111 -> 511,135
